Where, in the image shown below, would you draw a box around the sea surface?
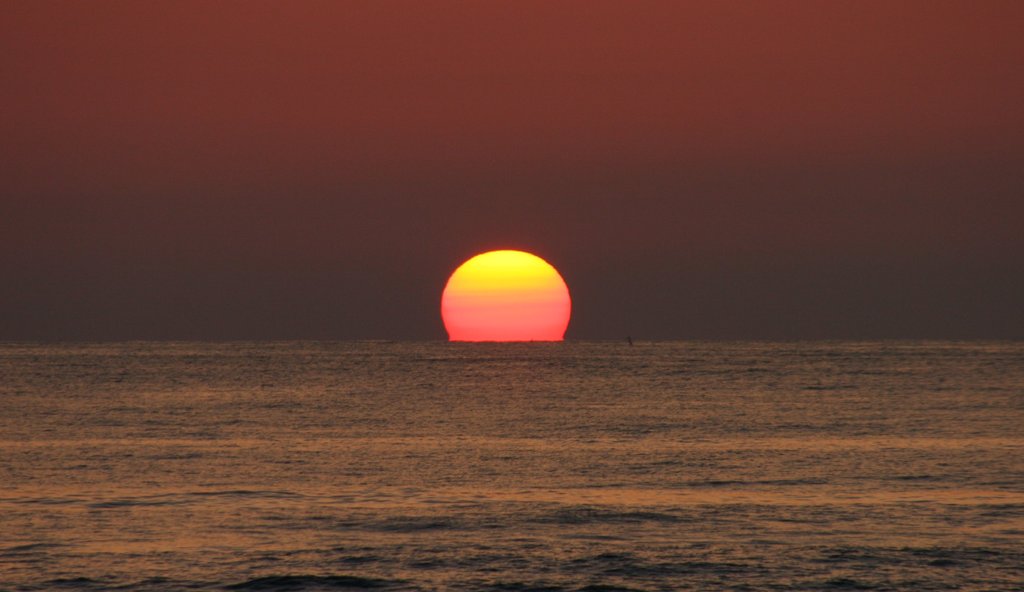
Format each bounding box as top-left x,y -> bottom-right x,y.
1,341 -> 1022,591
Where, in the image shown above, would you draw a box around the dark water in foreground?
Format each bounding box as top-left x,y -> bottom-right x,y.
1,341 -> 1022,591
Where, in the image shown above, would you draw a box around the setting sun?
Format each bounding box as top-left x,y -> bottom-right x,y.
441,250 -> 571,342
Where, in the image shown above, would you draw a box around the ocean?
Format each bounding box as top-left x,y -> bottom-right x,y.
1,341 -> 1022,591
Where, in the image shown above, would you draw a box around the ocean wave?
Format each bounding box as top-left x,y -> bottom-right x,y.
820,577 -> 879,589
372,517 -> 455,532
685,478 -> 829,487
0,542 -> 66,554
535,507 -> 682,525
42,577 -> 103,588
223,574 -> 397,590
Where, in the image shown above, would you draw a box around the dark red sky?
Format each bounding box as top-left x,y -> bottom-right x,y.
2,1 -> 1022,340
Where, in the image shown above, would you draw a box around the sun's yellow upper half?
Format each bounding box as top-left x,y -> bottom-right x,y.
443,250 -> 566,294
441,250 -> 571,341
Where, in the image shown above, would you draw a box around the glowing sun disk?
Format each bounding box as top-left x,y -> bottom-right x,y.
441,250 -> 571,342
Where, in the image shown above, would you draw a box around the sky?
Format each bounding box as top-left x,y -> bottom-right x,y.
2,1 -> 1023,341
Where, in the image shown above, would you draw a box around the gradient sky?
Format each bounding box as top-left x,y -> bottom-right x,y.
2,1 -> 1022,340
